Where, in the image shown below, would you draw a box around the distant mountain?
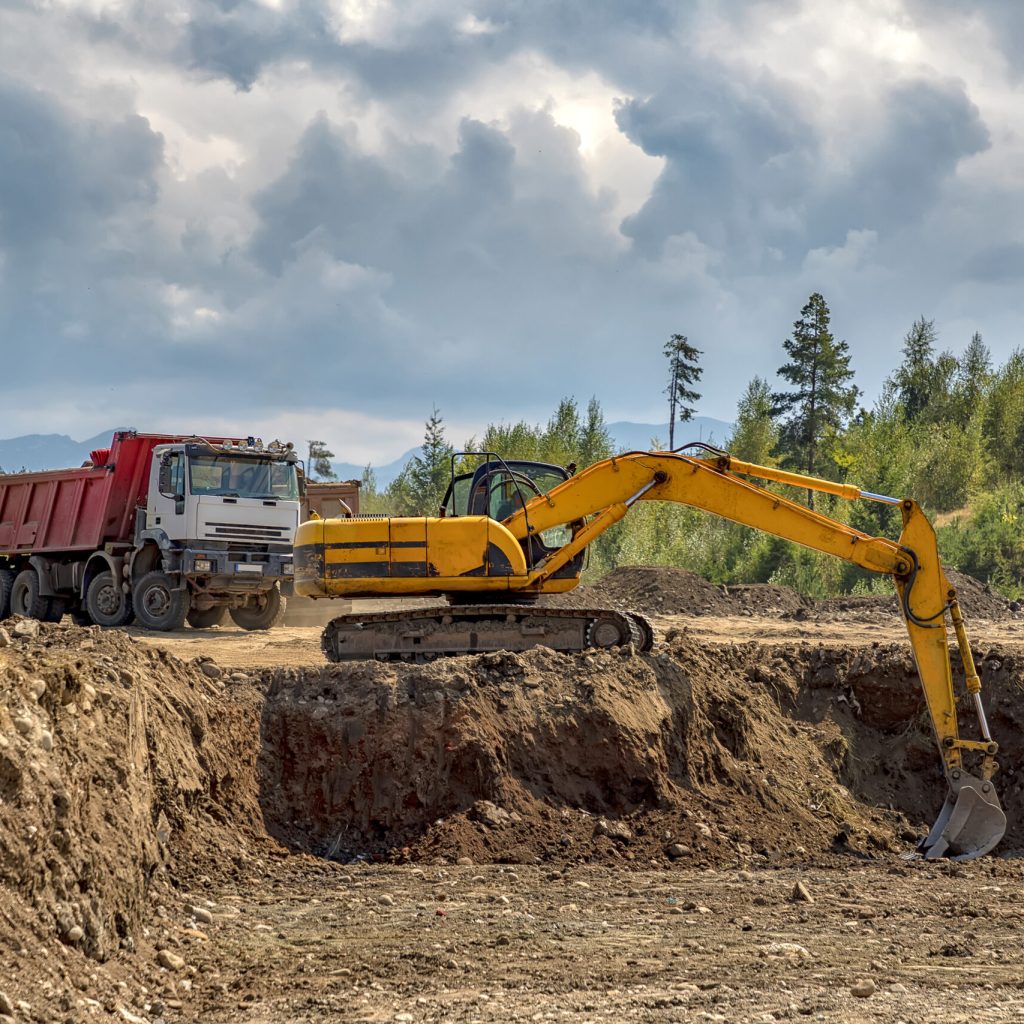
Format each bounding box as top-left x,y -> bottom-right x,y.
327,417 -> 735,490
1,416 -> 735,482
607,417 -> 733,452
0,430 -> 125,473
328,448 -> 420,488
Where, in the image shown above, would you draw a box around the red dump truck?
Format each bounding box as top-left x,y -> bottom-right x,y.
0,430 -> 301,631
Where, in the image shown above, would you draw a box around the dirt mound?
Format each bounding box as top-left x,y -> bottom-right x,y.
801,569 -> 1013,623
552,565 -> 809,618
557,564 -> 1011,623
258,635 -> 1024,866
0,618 -> 267,964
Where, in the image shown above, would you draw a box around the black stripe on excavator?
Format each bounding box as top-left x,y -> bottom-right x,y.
324,561 -> 434,578
460,542 -> 517,576
323,540 -> 427,550
293,544 -> 323,571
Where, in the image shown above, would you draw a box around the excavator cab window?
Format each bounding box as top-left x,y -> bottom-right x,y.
441,460 -> 569,521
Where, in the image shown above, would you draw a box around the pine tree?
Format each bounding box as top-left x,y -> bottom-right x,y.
405,407 -> 455,515
542,398 -> 583,467
956,331 -> 993,415
307,440 -> 336,481
892,317 -> 938,421
773,293 -> 859,507
579,397 -> 614,468
729,377 -> 779,466
664,334 -> 703,448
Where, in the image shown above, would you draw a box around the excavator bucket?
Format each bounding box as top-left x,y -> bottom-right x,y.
917,773 -> 1006,860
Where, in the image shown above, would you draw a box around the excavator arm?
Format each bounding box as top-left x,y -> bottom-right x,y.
502,451 -> 1005,859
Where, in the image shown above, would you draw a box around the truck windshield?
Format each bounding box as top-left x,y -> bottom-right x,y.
188,456 -> 299,500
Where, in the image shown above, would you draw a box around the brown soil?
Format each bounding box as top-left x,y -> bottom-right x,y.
559,565 -> 1016,623
3,561 -> 1024,1022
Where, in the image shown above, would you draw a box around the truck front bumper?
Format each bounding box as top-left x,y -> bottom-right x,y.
183,548 -> 293,591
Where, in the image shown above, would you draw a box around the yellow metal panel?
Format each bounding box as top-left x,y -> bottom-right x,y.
389,518 -> 428,569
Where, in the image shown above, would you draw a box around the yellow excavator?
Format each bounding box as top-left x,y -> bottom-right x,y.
294,446 -> 1006,860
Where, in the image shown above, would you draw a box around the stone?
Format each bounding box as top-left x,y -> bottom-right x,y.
791,881 -> 813,904
456,856 -> 474,867
29,678 -> 46,700
13,619 -> 39,638
200,662 -> 223,680
665,844 -> 690,860
596,819 -> 632,843
190,906 -> 214,925
157,949 -> 186,971
759,942 -> 810,961
65,925 -> 85,945
13,715 -> 33,735
470,800 -> 511,828
378,894 -> 395,907
39,730 -> 54,752
851,979 -> 876,998
0,627 -> 10,647
0,992 -> 12,1017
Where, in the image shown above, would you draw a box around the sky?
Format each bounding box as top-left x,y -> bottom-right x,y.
1,0 -> 1022,465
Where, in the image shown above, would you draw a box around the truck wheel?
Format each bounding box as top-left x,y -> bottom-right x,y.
0,568 -> 15,619
86,571 -> 134,628
132,571 -> 188,631
10,569 -> 54,620
186,606 -> 227,629
229,588 -> 286,631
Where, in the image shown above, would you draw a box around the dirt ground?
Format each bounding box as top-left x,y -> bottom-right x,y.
3,566 -> 1024,1023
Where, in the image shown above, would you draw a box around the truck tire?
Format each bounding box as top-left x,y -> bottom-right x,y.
0,568 -> 15,619
86,571 -> 134,628
11,569 -> 53,620
132,571 -> 188,632
186,606 -> 227,629
229,588 -> 286,631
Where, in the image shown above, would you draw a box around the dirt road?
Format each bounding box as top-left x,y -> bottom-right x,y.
166,860 -> 1024,1024
129,612 -> 1024,669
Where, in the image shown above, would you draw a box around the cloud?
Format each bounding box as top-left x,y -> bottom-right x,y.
0,0 -> 1023,461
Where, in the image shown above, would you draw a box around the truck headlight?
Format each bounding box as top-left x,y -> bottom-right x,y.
194,558 -> 212,572
283,563 -> 294,575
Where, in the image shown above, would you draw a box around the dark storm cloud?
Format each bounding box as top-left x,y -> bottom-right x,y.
833,78 -> 990,231
616,69 -> 990,272
0,76 -> 163,253
615,64 -> 815,261
77,0 -> 687,97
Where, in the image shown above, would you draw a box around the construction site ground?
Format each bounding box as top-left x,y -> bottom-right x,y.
3,566 -> 1024,1023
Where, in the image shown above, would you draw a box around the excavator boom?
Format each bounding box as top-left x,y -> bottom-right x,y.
294,449 -> 1006,859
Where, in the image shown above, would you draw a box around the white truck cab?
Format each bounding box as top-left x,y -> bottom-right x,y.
133,438 -> 301,630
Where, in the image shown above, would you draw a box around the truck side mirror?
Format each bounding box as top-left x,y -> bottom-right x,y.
158,455 -> 174,496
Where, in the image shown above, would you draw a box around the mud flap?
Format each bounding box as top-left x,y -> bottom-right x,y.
917,772 -> 1006,861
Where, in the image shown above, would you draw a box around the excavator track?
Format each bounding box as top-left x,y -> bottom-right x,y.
320,604 -> 654,662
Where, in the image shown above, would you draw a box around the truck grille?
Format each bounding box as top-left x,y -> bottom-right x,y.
203,521 -> 292,541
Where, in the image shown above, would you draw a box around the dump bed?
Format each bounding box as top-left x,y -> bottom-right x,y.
0,431 -> 244,557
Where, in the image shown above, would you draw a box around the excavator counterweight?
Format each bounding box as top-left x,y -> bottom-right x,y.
293,448 -> 1006,859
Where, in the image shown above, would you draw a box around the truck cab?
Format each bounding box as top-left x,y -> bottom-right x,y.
132,439 -> 300,630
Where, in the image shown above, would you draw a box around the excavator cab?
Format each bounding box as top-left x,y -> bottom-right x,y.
441,459 -> 569,520
440,458 -> 580,573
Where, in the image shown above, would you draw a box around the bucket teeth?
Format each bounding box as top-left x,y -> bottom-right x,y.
917,773 -> 1006,861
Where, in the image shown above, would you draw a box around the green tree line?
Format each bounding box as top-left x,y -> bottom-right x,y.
354,293 -> 1024,599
